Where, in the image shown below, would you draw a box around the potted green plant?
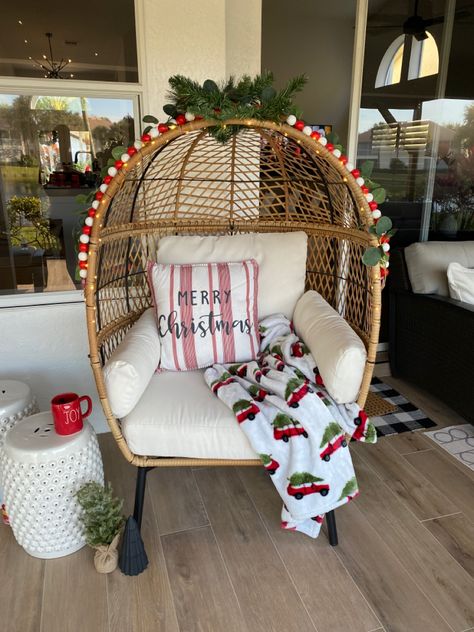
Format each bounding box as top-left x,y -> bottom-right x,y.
76,481 -> 125,573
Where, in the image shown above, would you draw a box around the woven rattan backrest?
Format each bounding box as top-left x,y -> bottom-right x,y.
85,119 -> 381,410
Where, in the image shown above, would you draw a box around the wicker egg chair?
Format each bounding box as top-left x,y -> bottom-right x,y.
84,118 -> 381,538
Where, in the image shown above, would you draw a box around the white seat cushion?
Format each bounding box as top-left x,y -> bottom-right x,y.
156,231 -> 308,319
121,370 -> 257,459
405,241 -> 474,296
447,262 -> 474,304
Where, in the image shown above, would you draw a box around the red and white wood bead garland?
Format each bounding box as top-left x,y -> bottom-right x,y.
284,114 -> 390,278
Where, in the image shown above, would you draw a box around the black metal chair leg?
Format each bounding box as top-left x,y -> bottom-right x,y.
133,467 -> 149,531
326,510 -> 338,546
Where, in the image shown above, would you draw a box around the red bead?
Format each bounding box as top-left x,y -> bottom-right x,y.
158,124 -> 169,134
79,243 -> 88,252
141,133 -> 151,142
380,267 -> 389,278
361,185 -> 369,194
127,146 -> 137,156
294,120 -> 305,131
175,114 -> 186,125
82,226 -> 91,235
310,131 -> 320,140
95,191 -> 103,201
87,209 -> 96,217
351,168 -> 360,178
369,201 -> 378,211
195,115 -> 203,120
79,261 -> 88,269
103,175 -> 112,185
326,143 -> 334,152
339,155 -> 348,165
114,160 -> 123,169
213,107 -> 222,113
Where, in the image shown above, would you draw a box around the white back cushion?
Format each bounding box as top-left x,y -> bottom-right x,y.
405,241 -> 474,296
103,309 -> 161,418
447,262 -> 474,304
293,291 -> 367,404
157,232 -> 307,319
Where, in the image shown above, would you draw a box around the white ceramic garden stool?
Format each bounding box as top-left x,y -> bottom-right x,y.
0,412 -> 104,559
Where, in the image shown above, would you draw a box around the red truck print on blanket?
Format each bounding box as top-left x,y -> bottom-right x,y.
232,399 -> 260,423
319,422 -> 347,461
259,453 -> 280,475
248,385 -> 268,402
287,472 -> 330,499
285,378 -> 313,408
211,372 -> 235,395
316,391 -> 332,407
273,413 -> 308,442
229,363 -> 248,378
352,410 -> 369,441
290,341 -> 310,358
338,477 -> 359,502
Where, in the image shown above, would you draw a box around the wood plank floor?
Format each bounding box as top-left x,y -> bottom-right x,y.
1,376 -> 474,632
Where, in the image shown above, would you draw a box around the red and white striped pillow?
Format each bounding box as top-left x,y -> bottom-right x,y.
147,260 -> 259,370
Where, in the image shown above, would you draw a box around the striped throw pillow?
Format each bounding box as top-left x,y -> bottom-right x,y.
148,260 -> 259,370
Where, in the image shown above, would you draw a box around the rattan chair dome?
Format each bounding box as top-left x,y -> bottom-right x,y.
85,118 -> 381,470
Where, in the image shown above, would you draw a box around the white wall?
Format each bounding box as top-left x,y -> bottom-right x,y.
0,0 -> 262,434
0,301 -> 108,433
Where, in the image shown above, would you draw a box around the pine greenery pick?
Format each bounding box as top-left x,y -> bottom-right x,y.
164,72 -> 307,143
76,482 -> 125,547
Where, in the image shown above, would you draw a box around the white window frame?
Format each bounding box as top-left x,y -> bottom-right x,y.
0,0 -> 146,308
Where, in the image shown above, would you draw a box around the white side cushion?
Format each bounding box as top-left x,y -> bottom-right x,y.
157,232 -> 308,319
447,262 -> 474,304
292,291 -> 367,404
122,370 -> 257,459
405,241 -> 474,296
103,309 -> 161,419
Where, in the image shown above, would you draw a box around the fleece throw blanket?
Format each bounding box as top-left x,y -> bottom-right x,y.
204,314 -> 377,538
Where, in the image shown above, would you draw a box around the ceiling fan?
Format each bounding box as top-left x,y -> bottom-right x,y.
368,0 -> 472,41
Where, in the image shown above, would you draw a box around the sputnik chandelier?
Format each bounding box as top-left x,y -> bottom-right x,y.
31,32 -> 73,79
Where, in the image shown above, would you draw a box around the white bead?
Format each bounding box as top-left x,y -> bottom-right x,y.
79,269 -> 88,279
92,200 -> 99,210
185,111 -> 195,121
134,140 -> 143,150
332,148 -> 341,158
99,183 -> 108,193
286,114 -> 297,126
372,209 -> 382,219
302,125 -> 312,136
365,192 -> 374,202
79,234 -> 89,244
346,162 -> 354,172
356,176 -> 365,186
78,252 -> 88,261
107,167 -> 117,177
318,136 -> 328,146
149,127 -> 159,138
385,261 -> 390,268
382,242 -> 390,252
121,152 -> 130,162
84,217 -> 93,227
169,118 -> 177,125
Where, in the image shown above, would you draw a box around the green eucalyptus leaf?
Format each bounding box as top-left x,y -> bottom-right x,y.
163,104 -> 177,117
75,194 -> 87,204
368,224 -> 377,235
387,228 -> 398,237
327,131 -> 340,145
372,187 -> 386,204
143,114 -> 158,124
142,125 -> 152,135
375,216 -> 392,235
100,167 -> 109,178
111,146 -> 126,160
362,247 -> 382,267
107,158 -> 115,167
203,79 -> 219,93
360,160 -> 374,178
261,86 -> 276,103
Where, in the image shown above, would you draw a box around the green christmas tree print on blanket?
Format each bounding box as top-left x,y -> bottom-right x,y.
204,312 -> 375,539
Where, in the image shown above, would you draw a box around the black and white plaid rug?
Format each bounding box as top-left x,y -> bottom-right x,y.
370,377 -> 437,437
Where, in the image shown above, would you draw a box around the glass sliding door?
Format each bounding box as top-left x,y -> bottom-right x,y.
356,0 -> 474,246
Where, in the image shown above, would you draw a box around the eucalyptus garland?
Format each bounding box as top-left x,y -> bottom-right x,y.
76,73 -> 394,284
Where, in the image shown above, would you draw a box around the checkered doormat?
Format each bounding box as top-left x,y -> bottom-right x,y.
369,377 -> 437,437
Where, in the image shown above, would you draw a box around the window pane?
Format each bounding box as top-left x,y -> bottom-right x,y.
0,94 -> 135,295
0,1 -> 138,82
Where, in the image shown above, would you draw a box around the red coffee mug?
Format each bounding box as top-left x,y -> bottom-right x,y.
51,392 -> 92,435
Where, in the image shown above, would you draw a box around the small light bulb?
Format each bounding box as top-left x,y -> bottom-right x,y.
18,19 -> 22,25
